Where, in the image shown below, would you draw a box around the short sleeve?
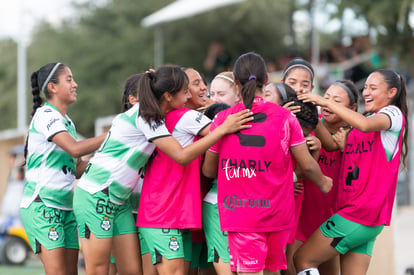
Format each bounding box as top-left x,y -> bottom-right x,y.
288,114 -> 306,147
34,106 -> 67,141
176,110 -> 211,136
137,116 -> 171,142
378,105 -> 403,132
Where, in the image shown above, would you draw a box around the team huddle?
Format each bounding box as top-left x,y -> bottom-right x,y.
20,52 -> 408,275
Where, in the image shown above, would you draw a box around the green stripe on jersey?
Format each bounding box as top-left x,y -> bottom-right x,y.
40,187 -> 73,208
27,153 -> 43,170
82,164 -> 112,184
109,180 -> 133,204
46,150 -> 76,172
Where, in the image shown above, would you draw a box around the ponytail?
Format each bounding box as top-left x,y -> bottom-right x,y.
138,71 -> 164,126
25,62 -> 65,163
138,65 -> 188,126
233,52 -> 267,109
396,74 -> 409,169
30,71 -> 43,117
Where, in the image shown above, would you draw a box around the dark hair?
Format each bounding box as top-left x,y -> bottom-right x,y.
295,99 -> 319,130
275,83 -> 297,104
121,73 -> 143,112
138,65 -> 188,125
333,80 -> 359,110
25,62 -> 66,163
30,62 -> 66,117
279,90 -> 318,130
204,103 -> 230,120
376,69 -> 409,168
282,58 -> 314,82
233,52 -> 267,109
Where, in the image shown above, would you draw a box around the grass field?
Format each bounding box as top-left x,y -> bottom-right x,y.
0,255 -> 86,275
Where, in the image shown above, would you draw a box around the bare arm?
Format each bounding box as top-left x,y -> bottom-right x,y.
290,143 -> 332,193
202,151 -> 219,179
153,109 -> 252,166
299,93 -> 391,132
51,132 -> 107,158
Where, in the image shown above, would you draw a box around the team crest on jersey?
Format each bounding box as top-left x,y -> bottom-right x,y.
48,227 -> 59,241
169,237 -> 180,252
101,216 -> 111,231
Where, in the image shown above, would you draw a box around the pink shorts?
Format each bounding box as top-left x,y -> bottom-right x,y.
228,230 -> 290,273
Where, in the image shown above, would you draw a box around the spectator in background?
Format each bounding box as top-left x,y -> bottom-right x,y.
203,41 -> 232,82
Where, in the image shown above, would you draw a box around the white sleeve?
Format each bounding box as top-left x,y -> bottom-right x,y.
175,110 -> 211,136
34,106 -> 67,141
378,105 -> 403,132
137,116 -> 171,142
378,105 -> 404,159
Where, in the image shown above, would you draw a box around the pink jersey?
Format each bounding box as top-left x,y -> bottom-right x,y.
210,97 -> 306,232
337,108 -> 404,226
137,108 -> 210,229
296,145 -> 342,241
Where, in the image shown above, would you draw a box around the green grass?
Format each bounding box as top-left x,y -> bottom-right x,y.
0,256 -> 86,275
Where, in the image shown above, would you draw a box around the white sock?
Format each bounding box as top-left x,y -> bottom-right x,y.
297,268 -> 320,275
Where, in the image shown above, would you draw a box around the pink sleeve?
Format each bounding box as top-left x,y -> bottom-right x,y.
288,115 -> 306,147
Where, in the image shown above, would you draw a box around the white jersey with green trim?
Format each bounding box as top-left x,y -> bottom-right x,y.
20,103 -> 78,210
77,103 -> 171,205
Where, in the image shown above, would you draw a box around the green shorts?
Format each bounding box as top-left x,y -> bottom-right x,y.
320,213 -> 384,256
20,201 -> 79,253
190,241 -> 213,268
73,187 -> 136,239
202,202 -> 229,263
138,227 -> 192,264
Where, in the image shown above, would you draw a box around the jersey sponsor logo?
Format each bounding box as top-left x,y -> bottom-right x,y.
318,154 -> 336,167
47,118 -> 60,131
48,227 -> 59,241
345,140 -> 374,155
101,216 -> 111,231
344,165 -> 359,192
223,195 -> 271,211
221,158 -> 271,180
169,237 -> 180,252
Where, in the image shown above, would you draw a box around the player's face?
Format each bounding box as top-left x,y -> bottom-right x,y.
284,68 -> 313,95
185,69 -> 208,109
210,78 -> 240,107
52,66 -> 78,105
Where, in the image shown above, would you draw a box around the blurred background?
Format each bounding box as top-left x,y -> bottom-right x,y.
0,0 -> 413,274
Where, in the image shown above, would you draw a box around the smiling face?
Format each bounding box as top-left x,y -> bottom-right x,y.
49,66 -> 78,106
321,84 -> 352,124
184,69 -> 208,110
284,68 -> 313,95
168,84 -> 191,111
209,77 -> 240,107
363,72 -> 395,113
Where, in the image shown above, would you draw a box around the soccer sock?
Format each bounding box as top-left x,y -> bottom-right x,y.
297,267 -> 320,275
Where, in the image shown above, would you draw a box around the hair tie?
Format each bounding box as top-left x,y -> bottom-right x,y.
146,71 -> 154,80
214,74 -> 234,84
41,62 -> 61,93
333,81 -> 356,106
248,75 -> 257,81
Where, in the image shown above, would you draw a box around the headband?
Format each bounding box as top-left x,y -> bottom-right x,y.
282,64 -> 314,80
41,62 -> 61,93
275,82 -> 287,102
214,74 -> 234,84
333,81 -> 356,105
